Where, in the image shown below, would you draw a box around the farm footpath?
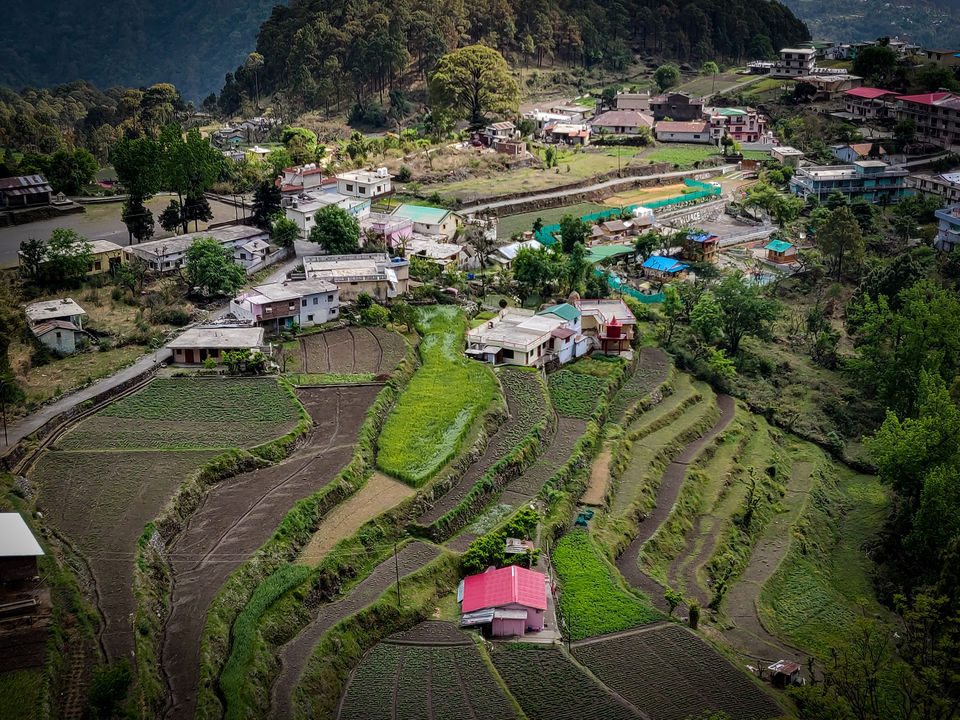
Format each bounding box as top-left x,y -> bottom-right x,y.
270,542 -> 442,719
616,394 -> 735,613
160,385 -> 381,720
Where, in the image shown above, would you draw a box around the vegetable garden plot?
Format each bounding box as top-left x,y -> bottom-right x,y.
338,637 -> 516,720
490,644 -> 639,720
58,377 -> 300,450
301,327 -> 407,375
575,624 -> 782,720
548,356 -> 624,420
609,347 -> 671,422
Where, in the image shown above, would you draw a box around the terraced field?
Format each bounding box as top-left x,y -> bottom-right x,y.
490,643 -> 639,720
299,327 -> 407,376
575,624 -> 782,720
336,622 -> 517,720
608,347 -> 671,423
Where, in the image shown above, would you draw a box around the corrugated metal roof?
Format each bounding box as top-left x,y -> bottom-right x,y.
765,239 -> 794,253
538,303 -> 580,322
643,255 -> 688,273
461,566 -> 546,612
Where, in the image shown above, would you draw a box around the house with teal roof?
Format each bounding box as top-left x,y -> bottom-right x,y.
393,204 -> 461,240
764,239 -> 797,263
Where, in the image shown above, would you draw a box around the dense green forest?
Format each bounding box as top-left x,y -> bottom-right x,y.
222,0 -> 808,115
0,1 -> 281,101
783,0 -> 959,48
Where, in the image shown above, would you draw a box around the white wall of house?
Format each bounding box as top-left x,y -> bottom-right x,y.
297,290 -> 340,327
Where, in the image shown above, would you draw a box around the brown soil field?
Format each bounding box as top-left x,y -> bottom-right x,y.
300,327 -> 407,375
581,440 -> 614,507
298,472 -> 415,566
160,385 -> 380,720
29,448 -> 221,660
272,542 -> 443,719
616,394 -> 735,614
56,417 -> 299,451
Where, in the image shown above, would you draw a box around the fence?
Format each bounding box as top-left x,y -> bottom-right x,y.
536,178 -> 722,246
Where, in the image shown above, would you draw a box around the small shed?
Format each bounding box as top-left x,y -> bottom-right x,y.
31,320 -> 87,354
768,659 -> 801,687
642,255 -> 689,279
0,513 -> 44,584
765,239 -> 797,264
459,565 -> 547,637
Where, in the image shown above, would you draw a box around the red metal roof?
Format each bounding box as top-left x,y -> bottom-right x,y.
896,91 -> 952,105
551,327 -> 576,339
656,120 -> 708,133
461,565 -> 546,612
845,87 -> 895,99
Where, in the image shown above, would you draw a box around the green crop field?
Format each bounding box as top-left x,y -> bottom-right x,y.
494,368 -> 548,454
59,378 -> 301,450
757,468 -> 890,657
497,202 -> 609,240
377,306 -> 498,485
0,669 -> 42,720
554,530 -> 660,640
548,356 -> 623,419
642,145 -> 723,167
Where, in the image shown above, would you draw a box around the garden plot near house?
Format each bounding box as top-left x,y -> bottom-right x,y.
377,306 -> 498,486
608,347 -> 671,423
336,622 -> 517,720
490,643 -> 640,720
299,327 -> 406,376
57,378 -> 301,450
575,624 -> 782,720
548,356 -> 623,420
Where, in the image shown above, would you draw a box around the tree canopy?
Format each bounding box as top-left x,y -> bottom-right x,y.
184,237 -> 246,296
307,205 -> 360,254
428,45 -> 520,127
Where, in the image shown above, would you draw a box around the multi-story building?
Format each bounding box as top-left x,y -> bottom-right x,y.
708,108 -> 767,143
921,49 -> 960,68
302,253 -> 409,302
895,92 -> 960,150
772,48 -> 816,78
909,171 -> 960,204
277,164 -> 325,196
789,160 -> 911,204
648,92 -> 704,122
284,192 -> 371,239
336,168 -> 392,199
123,226 -> 269,273
844,87 -> 897,120
935,205 -> 960,252
231,278 -> 340,331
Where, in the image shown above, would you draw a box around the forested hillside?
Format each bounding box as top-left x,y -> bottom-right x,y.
0,1 -> 281,101
783,0 -> 959,48
221,0 -> 808,114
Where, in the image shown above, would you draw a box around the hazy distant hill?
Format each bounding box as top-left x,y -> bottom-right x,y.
783,0 -> 960,47
0,1 -> 282,101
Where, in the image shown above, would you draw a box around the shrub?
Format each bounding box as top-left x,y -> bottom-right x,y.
395,166 -> 412,182
360,305 -> 390,326
88,658 -> 133,719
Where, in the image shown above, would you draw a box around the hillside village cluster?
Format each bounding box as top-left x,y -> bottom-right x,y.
2,25 -> 960,720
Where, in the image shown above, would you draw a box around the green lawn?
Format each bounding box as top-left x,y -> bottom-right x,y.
554,530 -> 661,640
377,306 -> 499,485
642,145 -> 724,168
497,202 -> 609,240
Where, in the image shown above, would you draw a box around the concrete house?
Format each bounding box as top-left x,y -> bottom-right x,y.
26,299 -> 86,329
832,143 -> 886,164
166,326 -> 265,365
708,108 -> 766,143
790,160 -> 910,204
896,92 -> 960,150
590,110 -> 654,135
844,87 -> 897,120
465,306 -> 589,367
31,320 -> 88,354
336,168 -> 393,199
649,92 -> 705,122
393,205 -> 460,239
360,212 -> 414,248
575,299 -> 636,354
277,164 -> 325,196
302,253 -> 410,302
87,240 -> 125,275
655,120 -> 711,144
124,226 -> 269,273
284,192 -> 371,239
935,204 -> 960,252
482,121 -> 516,146
909,172 -> 960,204
233,238 -> 271,269
232,278 -> 340,330
459,565 -> 547,637
771,146 -> 804,168
773,48 -> 817,77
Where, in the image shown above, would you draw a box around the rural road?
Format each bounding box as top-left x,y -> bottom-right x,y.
465,165 -> 736,215
159,385 -> 381,720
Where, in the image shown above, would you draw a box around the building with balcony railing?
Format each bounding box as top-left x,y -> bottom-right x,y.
708,108 -> 766,143
935,205 -> 960,252
895,92 -> 960,150
789,160 -> 911,204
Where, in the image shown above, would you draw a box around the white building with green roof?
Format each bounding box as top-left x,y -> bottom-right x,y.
393,204 -> 461,239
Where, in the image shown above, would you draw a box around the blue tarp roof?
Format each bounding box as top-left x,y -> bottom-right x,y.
642,255 -> 688,273
686,232 -> 717,243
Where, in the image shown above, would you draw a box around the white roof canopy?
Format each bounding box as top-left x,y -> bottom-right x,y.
0,513 -> 44,557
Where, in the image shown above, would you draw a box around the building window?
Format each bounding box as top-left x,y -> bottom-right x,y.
55,332 -> 62,340
345,184 -> 353,192
305,216 -> 312,222
302,299 -> 307,307
359,186 -> 366,194
94,261 -> 102,270
313,297 -> 318,304
327,294 -> 333,301
307,315 -> 314,322
502,349 -> 515,359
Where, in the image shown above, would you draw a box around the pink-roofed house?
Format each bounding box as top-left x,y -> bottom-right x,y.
844,87 -> 897,120
896,92 -> 960,150
459,565 -> 546,636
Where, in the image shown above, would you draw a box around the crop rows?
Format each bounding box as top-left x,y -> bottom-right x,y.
301,327 -> 407,375
548,370 -> 606,419
553,530 -> 660,640
490,644 -> 638,720
338,640 -> 515,720
575,624 -> 781,720
495,368 -> 548,454
609,348 -> 670,422
372,327 -> 407,373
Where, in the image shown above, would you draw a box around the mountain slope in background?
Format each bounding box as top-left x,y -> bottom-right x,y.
0,1 -> 282,101
784,0 -> 960,48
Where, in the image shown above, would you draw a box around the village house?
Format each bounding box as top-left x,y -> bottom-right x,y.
612,91 -> 651,112
481,121 -> 517,147
649,92 -> 705,122
284,192 -> 371,239
392,204 -> 461,240
459,565 -> 547,637
124,226 -> 270,273
336,168 -> 393,199
166,326 -> 266,365
768,660 -> 802,687
246,145 -> 271,162
772,48 -> 817,77
895,92 -> 960,150
790,160 -> 910,204
682,232 -> 719,263
797,73 -> 863,100
832,142 -> 886,163
545,122 -> 591,146
276,164 -> 325,196
465,305 -> 589,366
642,254 -> 689,279
0,511 -> 51,672
404,235 -> 469,271
25,298 -> 86,329
523,110 -> 574,136
844,87 -> 897,120
590,110 -> 654,135
935,204 -> 960,252
765,239 -> 798,263
0,175 -> 52,209
87,240 -> 125,275
709,108 -> 767,143
910,171 -> 960,203
597,219 -> 635,239
574,298 -> 637,355
771,146 -> 804,168
920,48 -> 960,68
550,104 -> 590,122
232,279 -> 340,330
233,238 -> 271,269
360,212 -> 413,249
655,120 -> 711,144
490,239 -> 541,268
302,253 -> 409,302
32,320 -> 90,354
0,512 -> 43,585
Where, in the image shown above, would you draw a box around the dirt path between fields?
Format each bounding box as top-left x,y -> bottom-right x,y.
616,394 -> 735,613
159,385 -> 381,720
270,541 -> 443,719
719,461 -> 814,664
298,472 -> 415,566
581,440 -> 613,507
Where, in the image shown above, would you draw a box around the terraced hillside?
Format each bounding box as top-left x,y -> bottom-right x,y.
298,327 -> 407,377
